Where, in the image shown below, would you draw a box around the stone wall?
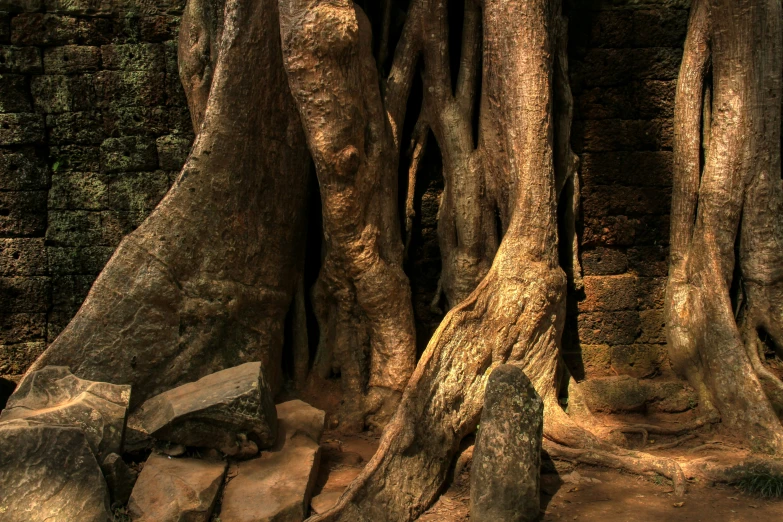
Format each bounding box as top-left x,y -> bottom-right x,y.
564,0 -> 688,382
0,0 -> 192,378
0,0 -> 691,383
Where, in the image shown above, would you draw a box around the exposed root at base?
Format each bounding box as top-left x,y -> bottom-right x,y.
543,440 -> 688,496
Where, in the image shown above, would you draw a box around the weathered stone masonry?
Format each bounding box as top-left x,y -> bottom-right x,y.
0,0 -> 192,378
566,0 -> 687,383
1,0 -> 690,386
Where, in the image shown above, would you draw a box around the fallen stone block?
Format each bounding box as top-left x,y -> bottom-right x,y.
0,419 -> 112,522
0,365 -> 130,459
219,400 -> 325,522
102,452 -> 138,507
470,365 -> 543,522
128,453 -> 226,522
128,362 -> 277,454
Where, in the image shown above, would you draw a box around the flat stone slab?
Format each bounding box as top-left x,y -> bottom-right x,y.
220,400 -> 325,522
0,365 -> 130,459
0,419 -> 112,522
128,454 -> 227,522
128,362 -> 277,454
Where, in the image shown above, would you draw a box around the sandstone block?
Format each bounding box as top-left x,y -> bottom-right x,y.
0,312 -> 46,344
105,106 -> 172,136
49,144 -> 101,172
0,420 -> 112,522
582,185 -> 671,217
576,375 -> 695,414
1,365 -> 131,459
577,311 -> 640,345
94,70 -> 165,108
140,15 -> 181,42
46,209 -> 104,246
0,74 -> 32,113
471,365 -> 543,522
0,113 -> 45,145
128,454 -> 226,522
102,43 -> 165,71
0,147 -> 49,190
0,341 -> 46,375
575,118 -> 673,153
219,400 -> 325,522
0,45 -> 41,73
31,74 -> 96,113
11,13 -> 107,46
0,276 -> 50,313
581,247 -> 627,276
43,45 -> 101,73
610,343 -> 666,378
101,136 -> 158,172
47,245 -> 113,274
639,309 -> 667,343
0,190 -> 47,236
49,171 -> 108,210
129,362 -> 278,454
47,111 -> 106,145
580,151 -> 673,188
0,238 -> 47,276
627,245 -> 669,277
579,275 -> 639,312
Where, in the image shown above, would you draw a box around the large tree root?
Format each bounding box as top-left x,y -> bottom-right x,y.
665,0 -> 783,453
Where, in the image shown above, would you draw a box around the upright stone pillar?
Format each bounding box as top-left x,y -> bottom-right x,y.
470,364 -> 544,522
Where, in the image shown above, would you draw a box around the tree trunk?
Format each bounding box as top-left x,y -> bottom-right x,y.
665,0 -> 783,453
278,0 -> 418,431
23,0 -> 310,407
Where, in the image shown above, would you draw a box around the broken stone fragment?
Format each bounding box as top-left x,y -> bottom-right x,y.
219,400 -> 325,522
128,362 -> 277,454
470,365 -> 543,522
0,365 -> 131,460
102,453 -> 139,507
0,419 -> 112,522
128,454 -> 227,522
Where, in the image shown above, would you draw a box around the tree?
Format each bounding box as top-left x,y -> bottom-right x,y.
666,0 -> 783,453
20,0 -> 783,520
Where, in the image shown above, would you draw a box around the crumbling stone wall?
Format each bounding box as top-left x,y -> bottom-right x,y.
0,0 -> 192,378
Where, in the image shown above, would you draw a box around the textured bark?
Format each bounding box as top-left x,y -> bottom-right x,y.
24,0 -> 310,407
665,0 -> 783,452
278,0 -> 417,431
308,1 -> 572,519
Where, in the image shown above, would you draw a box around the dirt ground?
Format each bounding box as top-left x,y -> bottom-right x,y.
311,431 -> 783,522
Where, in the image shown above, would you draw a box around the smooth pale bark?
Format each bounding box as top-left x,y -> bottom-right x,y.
666,0 -> 783,452
24,0 -> 310,407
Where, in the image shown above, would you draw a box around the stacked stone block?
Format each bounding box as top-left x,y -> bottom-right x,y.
565,0 -> 687,381
0,0 -> 192,379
